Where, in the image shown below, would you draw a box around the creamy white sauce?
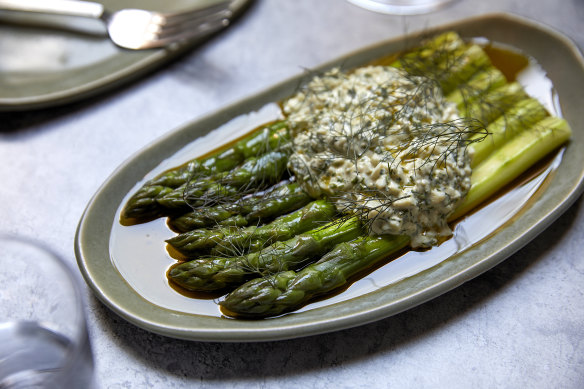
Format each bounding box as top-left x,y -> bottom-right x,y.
284,66 -> 473,248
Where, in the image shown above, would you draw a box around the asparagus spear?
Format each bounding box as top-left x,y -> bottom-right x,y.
391,31 -> 466,68
120,185 -> 176,221
155,181 -> 235,212
156,150 -> 291,213
216,150 -> 290,188
168,217 -> 363,291
215,200 -> 336,256
169,202 -> 237,232
167,199 -> 336,257
435,44 -> 493,95
245,182 -> 312,221
121,162 -> 199,220
459,81 -> 528,125
220,235 -> 410,317
400,43 -> 492,94
469,98 -> 549,168
121,121 -> 289,221
147,161 -> 200,188
452,116 -> 571,219
221,116 -> 572,317
446,66 -> 507,108
201,120 -> 290,171
216,215 -> 249,227
168,181 -> 311,232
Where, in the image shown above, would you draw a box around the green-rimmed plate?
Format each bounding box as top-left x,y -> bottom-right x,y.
75,13 -> 584,342
0,0 -> 251,111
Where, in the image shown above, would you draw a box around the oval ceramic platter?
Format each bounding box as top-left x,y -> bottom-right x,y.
75,13 -> 584,342
0,0 -> 251,111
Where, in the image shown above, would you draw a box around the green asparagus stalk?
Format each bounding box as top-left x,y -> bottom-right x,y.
391,31 -> 466,68
203,120 -> 290,170
215,150 -> 291,188
446,66 -> 507,108
154,182 -> 234,212
147,161 -> 200,188
392,31 -> 495,97
215,215 -> 249,227
167,199 -> 336,257
221,116 -> 572,317
399,43 -> 491,94
121,162 -> 199,221
120,185 -> 176,221
459,81 -> 528,125
220,235 -> 410,317
168,217 -> 363,291
215,200 -> 336,256
434,44 -> 493,95
156,150 -> 290,213
451,116 -> 571,219
167,181 -> 311,232
121,120 -> 289,221
244,182 -> 311,221
469,98 -> 549,168
168,202 -> 238,232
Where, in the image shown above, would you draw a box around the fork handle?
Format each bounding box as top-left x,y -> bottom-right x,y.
0,0 -> 105,20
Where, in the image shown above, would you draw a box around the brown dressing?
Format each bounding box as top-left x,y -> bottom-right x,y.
482,44 -> 529,82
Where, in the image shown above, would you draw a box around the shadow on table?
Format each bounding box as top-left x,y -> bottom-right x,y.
0,96 -> 110,135
94,195 -> 582,381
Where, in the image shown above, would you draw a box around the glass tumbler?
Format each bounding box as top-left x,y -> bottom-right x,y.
0,235 -> 94,389
347,0 -> 458,15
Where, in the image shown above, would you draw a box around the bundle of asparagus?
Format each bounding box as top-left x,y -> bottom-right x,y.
220,116 -> 570,317
121,31 -> 571,318
121,121 -> 291,222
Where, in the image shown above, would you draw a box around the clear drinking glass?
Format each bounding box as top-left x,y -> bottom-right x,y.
347,0 -> 458,15
0,235 -> 94,389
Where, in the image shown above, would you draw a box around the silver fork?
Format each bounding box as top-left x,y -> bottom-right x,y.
0,0 -> 234,50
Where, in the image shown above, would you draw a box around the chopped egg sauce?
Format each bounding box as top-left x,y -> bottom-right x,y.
284,66 -> 473,248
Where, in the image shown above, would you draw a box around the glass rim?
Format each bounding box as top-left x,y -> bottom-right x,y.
347,0 -> 459,15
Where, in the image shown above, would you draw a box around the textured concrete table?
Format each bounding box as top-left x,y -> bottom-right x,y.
1,0 -> 583,388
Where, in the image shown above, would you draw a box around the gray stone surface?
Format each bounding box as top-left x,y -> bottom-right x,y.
1,0 -> 583,388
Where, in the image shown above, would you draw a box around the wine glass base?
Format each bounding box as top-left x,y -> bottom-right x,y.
347,0 -> 458,15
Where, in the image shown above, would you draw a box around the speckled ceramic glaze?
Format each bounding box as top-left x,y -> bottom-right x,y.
75,13 -> 584,342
